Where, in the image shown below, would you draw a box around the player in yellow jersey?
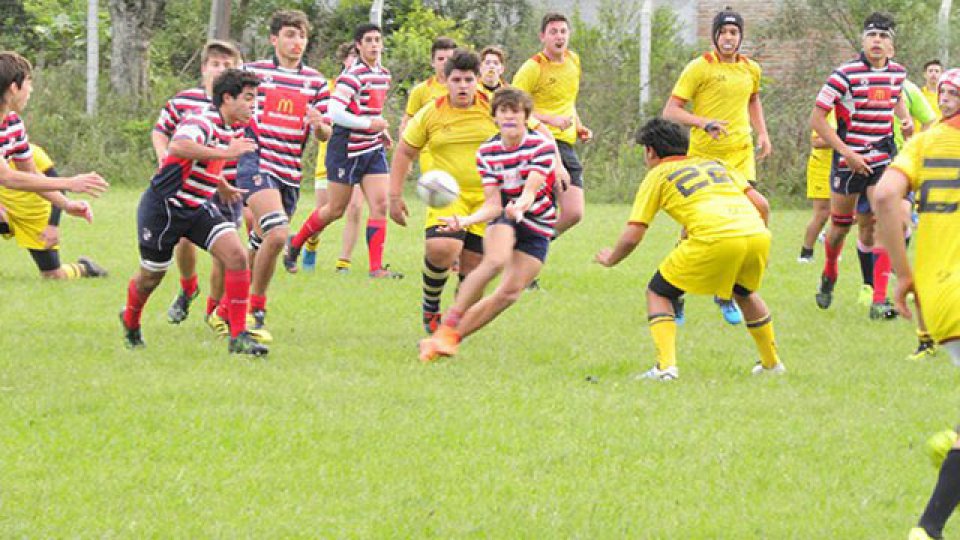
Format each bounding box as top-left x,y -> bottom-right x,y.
921,60 -> 943,120
799,111 -> 835,263
662,8 -> 771,326
594,118 -> 781,381
302,42 -> 364,273
0,144 -> 106,279
477,46 -> 508,100
398,37 -> 457,175
513,12 -> 591,239
876,68 -> 960,540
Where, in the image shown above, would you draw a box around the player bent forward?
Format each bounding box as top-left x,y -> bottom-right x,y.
594,117 -> 782,380
120,70 -> 267,356
419,88 -> 558,362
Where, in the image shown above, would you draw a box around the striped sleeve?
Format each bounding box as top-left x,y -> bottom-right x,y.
312,79 -> 330,115
333,72 -> 361,105
528,138 -> 556,176
815,70 -> 848,111
154,98 -> 180,136
10,119 -> 31,162
172,115 -> 212,145
478,151 -> 498,188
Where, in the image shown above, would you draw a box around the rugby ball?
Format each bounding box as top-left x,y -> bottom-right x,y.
416,169 -> 459,209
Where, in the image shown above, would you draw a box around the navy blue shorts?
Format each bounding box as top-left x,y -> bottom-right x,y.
490,216 -> 550,263
136,188 -> 235,273
326,127 -> 388,186
557,140 -> 583,189
236,137 -> 300,218
213,193 -> 244,226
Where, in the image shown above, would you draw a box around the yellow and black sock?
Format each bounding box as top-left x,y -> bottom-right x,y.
61,263 -> 84,279
422,257 -> 449,314
336,258 -> 351,270
305,236 -> 320,252
746,315 -> 779,369
648,312 -> 677,370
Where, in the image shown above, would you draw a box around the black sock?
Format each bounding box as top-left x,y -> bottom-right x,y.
919,448 -> 960,538
857,245 -> 874,286
799,246 -> 814,259
0,221 -> 9,235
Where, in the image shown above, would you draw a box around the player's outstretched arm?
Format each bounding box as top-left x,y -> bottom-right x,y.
595,222 -> 647,267
0,159 -> 108,197
662,96 -> 727,139
505,171 -> 547,222
438,185 -> 503,233
388,140 -> 419,227
168,135 -> 254,161
151,131 -> 170,167
874,167 -> 915,318
810,106 -> 870,176
748,93 -> 771,159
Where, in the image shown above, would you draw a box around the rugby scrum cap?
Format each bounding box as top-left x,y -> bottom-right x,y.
712,7 -> 744,51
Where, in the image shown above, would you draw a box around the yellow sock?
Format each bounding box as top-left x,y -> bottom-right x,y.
62,263 -> 83,279
305,236 -> 319,252
648,313 -> 677,369
336,258 -> 351,269
746,315 -> 779,368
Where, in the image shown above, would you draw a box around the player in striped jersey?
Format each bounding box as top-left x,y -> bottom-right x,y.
0,52 -> 108,203
285,23 -> 402,279
120,70 -> 266,356
151,40 -> 243,326
419,88 -> 558,362
237,10 -> 331,338
811,12 -> 913,318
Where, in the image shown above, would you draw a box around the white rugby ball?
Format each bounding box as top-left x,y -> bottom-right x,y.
416,169 -> 460,209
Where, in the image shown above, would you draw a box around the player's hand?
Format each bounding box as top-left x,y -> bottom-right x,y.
40,224 -> 60,249
702,120 -> 729,140
64,200 -> 93,223
66,173 -> 108,197
217,181 -> 247,205
577,125 -> 593,143
756,132 -> 772,159
225,137 -> 257,159
437,215 -> 464,233
901,117 -> 915,140
556,164 -> 571,192
893,273 -> 916,320
551,116 -> 574,130
594,248 -> 616,267
389,196 -> 408,227
843,151 -> 872,176
381,129 -> 394,150
369,117 -> 389,132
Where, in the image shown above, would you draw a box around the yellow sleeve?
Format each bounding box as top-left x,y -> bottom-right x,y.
671,58 -> 703,102
402,104 -> 432,149
511,58 -> 540,95
749,59 -> 761,94
628,170 -> 663,225
405,82 -> 427,117
890,131 -> 925,191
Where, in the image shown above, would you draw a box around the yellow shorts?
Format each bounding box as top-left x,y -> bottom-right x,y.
691,144 -> 755,183
0,189 -> 55,251
424,189 -> 486,238
918,275 -> 960,344
659,231 -> 771,298
806,161 -> 831,200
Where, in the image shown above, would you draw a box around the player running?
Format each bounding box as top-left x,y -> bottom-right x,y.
120,70 -> 267,356
798,111 -> 834,263
874,68 -> 960,540
594,118 -> 780,381
419,88 -> 558,362
152,40 -> 243,325
662,7 -> 771,325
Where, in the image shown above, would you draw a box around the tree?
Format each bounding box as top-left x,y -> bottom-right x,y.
108,0 -> 167,99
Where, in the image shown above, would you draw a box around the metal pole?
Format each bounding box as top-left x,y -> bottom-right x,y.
939,0 -> 952,65
370,0 -> 384,26
85,0 -> 98,116
639,0 -> 652,118
208,0 -> 232,40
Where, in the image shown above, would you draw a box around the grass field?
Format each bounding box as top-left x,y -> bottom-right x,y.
1,188 -> 955,538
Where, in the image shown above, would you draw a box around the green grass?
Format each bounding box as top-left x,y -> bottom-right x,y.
0,188 -> 953,538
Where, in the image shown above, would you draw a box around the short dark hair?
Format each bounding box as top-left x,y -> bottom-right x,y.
491,88 -> 533,119
924,59 -> 943,71
635,117 -> 689,158
201,40 -> 242,66
443,49 -> 480,77
540,12 -> 570,33
431,37 -> 458,59
863,12 -> 895,33
336,42 -> 358,63
480,45 -> 506,64
354,23 -> 382,44
0,51 -> 32,103
212,69 -> 260,108
270,10 -> 310,36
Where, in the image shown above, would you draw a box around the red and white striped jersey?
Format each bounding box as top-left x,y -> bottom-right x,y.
477,129 -> 558,238
154,87 -> 209,137
0,112 -> 32,164
244,58 -> 329,187
331,58 -> 391,158
815,53 -> 907,171
151,106 -> 245,208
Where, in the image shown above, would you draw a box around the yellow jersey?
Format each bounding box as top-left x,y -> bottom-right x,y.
921,85 -> 942,120
628,155 -> 766,239
405,76 -> 448,117
0,143 -> 56,220
671,51 -> 761,158
402,94 -> 498,194
807,110 -> 836,181
511,50 -> 581,144
477,80 -> 508,101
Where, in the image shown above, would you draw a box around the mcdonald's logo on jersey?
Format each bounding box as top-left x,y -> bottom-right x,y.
868,87 -> 892,102
277,99 -> 296,115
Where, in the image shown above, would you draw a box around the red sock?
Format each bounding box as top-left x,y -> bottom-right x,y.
872,247 -> 891,303
224,269 -> 251,338
123,278 -> 151,329
443,308 -> 463,329
216,296 -> 229,319
250,294 -> 267,313
206,296 -> 219,316
366,218 -> 386,272
823,241 -> 843,281
180,274 -> 198,297
292,210 -> 327,249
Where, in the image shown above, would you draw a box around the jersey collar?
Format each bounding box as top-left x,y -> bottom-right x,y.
272,54 -> 304,73
706,50 -> 743,63
859,51 -> 889,70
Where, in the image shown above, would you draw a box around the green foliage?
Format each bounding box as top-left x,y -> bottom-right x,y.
386,0 -> 470,94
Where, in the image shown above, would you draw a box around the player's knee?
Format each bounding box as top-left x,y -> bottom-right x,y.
830,212 -> 854,229
494,285 -> 523,306
138,271 -> 165,291
346,198 -> 363,219
258,211 -> 289,240
367,199 -> 388,219
219,245 -> 248,271
561,207 -> 583,227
